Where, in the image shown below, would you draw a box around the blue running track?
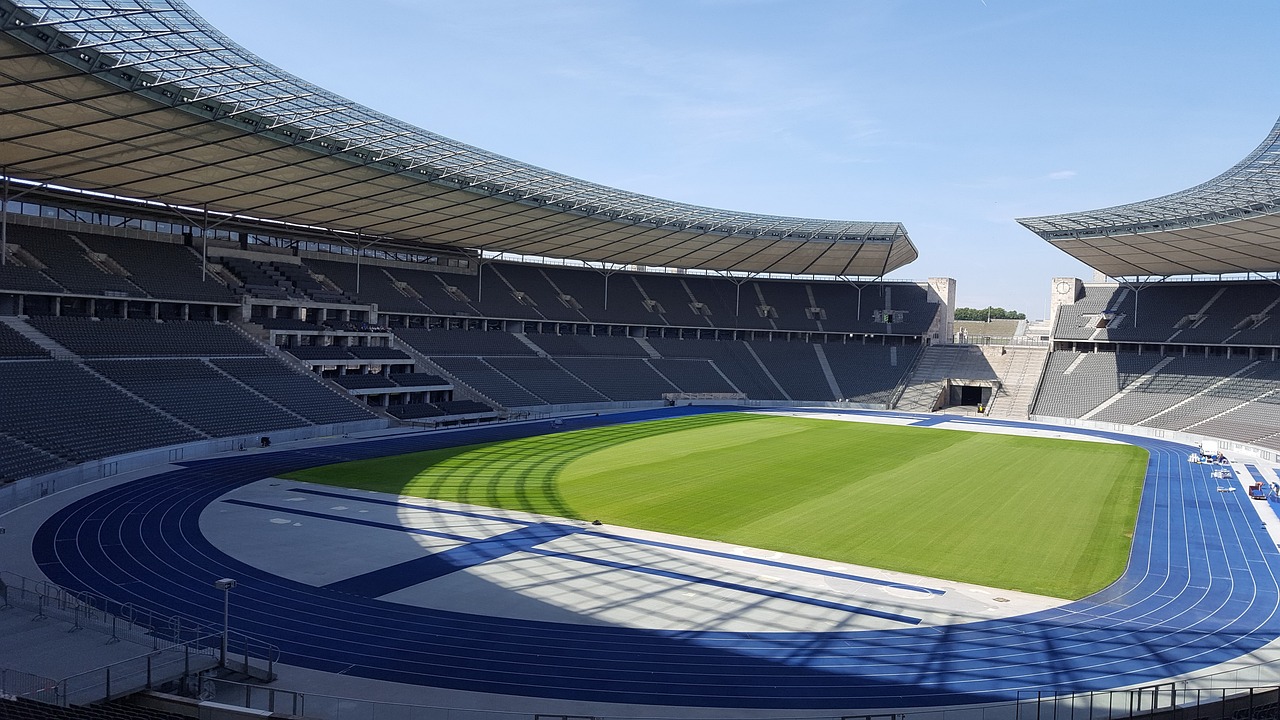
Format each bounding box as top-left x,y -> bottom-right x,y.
29,408 -> 1280,709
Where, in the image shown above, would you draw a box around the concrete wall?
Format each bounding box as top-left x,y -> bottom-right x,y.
0,419 -> 390,516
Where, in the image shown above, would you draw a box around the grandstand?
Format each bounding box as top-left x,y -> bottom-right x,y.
2,0 -> 1280,717
0,0 -> 954,487
1018,117 -> 1280,454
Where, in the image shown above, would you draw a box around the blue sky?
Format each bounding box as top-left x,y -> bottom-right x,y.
184,0 -> 1280,320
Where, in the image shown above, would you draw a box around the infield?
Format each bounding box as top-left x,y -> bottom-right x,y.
283,412 -> 1148,598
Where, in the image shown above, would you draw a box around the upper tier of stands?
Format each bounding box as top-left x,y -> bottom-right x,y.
0,223 -> 942,336
1053,282 -> 1280,346
5,226 -> 237,303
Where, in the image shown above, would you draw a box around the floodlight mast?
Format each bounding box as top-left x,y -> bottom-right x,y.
213,578 -> 237,666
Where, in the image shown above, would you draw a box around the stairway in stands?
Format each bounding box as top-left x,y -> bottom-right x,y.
983,346 -> 1050,419
893,345 -> 972,412
893,344 -> 1042,415
0,316 -> 79,359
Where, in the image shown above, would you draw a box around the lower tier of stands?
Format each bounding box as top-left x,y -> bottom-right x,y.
0,318 -> 378,484
1032,351 -> 1280,451
395,328 -> 920,409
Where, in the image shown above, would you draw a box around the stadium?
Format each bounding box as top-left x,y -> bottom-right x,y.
1,1 -> 1279,719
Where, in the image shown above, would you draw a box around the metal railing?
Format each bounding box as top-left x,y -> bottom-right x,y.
0,666 -> 59,703
0,570 -> 279,704
195,677 -> 1280,720
54,643 -> 219,707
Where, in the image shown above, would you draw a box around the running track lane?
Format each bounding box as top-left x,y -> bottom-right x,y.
29,408 -> 1280,709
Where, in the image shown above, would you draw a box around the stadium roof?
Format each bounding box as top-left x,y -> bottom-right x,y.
1018,116 -> 1280,278
0,0 -> 917,277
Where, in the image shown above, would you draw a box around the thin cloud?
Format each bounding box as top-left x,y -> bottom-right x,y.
1047,170 -> 1078,181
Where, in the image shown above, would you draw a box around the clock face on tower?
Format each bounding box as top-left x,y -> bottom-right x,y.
1056,281 -> 1071,294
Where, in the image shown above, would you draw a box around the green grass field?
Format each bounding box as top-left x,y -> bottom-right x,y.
283,413 -> 1149,598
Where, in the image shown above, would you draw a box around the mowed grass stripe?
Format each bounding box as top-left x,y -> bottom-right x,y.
283,413 -> 1148,599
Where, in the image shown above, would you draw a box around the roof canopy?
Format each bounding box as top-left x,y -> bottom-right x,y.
0,0 -> 917,277
1018,117 -> 1280,278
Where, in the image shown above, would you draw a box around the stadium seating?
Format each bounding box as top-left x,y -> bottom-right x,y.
385,266 -> 483,316
646,338 -> 787,400
388,372 -> 449,387
824,343 -> 920,404
483,356 -> 608,405
28,317 -> 262,357
434,399 -> 497,416
347,346 -> 411,361
0,322 -> 48,358
210,358 -> 376,425
88,359 -> 304,436
525,333 -> 650,357
1032,352 -> 1164,419
10,227 -> 147,297
286,345 -> 356,361
0,360 -> 203,463
647,358 -> 738,394
491,263 -> 591,322
387,403 -> 448,419
332,373 -> 399,390
748,340 -> 836,400
257,316 -> 323,331
1031,350 -> 1280,450
1088,357 -> 1254,426
430,356 -> 545,408
304,258 -> 431,314
1052,282 -> 1280,345
395,327 -> 537,356
77,232 -> 238,303
0,432 -> 69,483
553,357 -> 678,401
0,263 -> 63,293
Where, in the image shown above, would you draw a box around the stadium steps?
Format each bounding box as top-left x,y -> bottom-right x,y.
394,340 -> 510,410
535,267 -> 595,323
1164,286 -> 1228,343
1086,287 -> 1131,342
1222,294 -> 1280,345
1186,388 -> 1280,436
512,332 -> 549,357
629,275 -> 670,325
0,316 -> 80,360
642,358 -> 681,392
678,278 -> 718,328
1078,356 -> 1176,421
984,346 -> 1049,419
804,284 -> 826,333
740,341 -> 791,401
893,345 -> 995,412
1136,360 -> 1262,429
76,362 -> 211,439
201,359 -> 313,426
633,336 -> 661,358
895,379 -> 946,412
227,321 -> 390,421
751,283 -> 780,331
811,344 -> 843,399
